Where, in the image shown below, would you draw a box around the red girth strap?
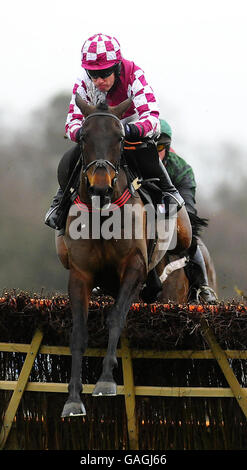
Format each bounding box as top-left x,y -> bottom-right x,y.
73,188 -> 132,212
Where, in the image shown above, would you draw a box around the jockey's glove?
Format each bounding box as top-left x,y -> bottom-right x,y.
124,123 -> 142,142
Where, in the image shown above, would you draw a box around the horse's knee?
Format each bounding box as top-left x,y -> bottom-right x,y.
176,207 -> 192,251
55,232 -> 69,269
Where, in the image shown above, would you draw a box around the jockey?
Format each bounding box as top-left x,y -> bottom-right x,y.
157,119 -> 218,303
45,33 -> 184,230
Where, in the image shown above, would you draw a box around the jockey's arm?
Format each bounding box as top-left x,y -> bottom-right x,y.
125,67 -> 160,141
65,65 -> 160,143
65,76 -> 88,142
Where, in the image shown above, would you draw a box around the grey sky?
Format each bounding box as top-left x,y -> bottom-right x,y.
1,0 -> 247,191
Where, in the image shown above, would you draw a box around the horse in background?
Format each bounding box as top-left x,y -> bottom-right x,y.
137,202 -> 217,304
156,237 -> 217,303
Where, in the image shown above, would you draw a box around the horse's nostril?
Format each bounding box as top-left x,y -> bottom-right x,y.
89,185 -> 112,197
88,185 -> 94,197
107,186 -> 113,196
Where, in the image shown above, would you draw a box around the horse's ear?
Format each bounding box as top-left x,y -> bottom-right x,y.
109,97 -> 133,119
75,93 -> 96,116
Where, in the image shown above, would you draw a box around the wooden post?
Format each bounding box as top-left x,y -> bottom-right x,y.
200,317 -> 247,420
0,328 -> 44,450
121,336 -> 139,450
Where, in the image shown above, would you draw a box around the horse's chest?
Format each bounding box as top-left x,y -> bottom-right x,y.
68,238 -> 132,270
96,239 -> 131,264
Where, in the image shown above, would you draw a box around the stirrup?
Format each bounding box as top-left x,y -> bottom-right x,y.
161,191 -> 185,217
45,187 -> 65,230
195,285 -> 218,304
45,205 -> 61,230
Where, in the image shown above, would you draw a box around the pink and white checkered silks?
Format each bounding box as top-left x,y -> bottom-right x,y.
65,58 -> 160,142
81,33 -> 122,70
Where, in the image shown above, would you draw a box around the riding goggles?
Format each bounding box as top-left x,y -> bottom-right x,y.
86,65 -> 117,80
156,143 -> 166,152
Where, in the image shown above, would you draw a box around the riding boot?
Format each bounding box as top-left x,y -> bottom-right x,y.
131,144 -> 185,216
157,159 -> 185,215
187,245 -> 218,304
45,187 -> 66,230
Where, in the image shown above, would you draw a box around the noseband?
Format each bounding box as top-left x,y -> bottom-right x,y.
80,111 -> 125,180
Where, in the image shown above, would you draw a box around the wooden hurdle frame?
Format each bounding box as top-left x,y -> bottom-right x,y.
1,318 -> 247,450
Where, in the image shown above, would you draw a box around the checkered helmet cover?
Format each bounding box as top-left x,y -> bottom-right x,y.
81,33 -> 122,70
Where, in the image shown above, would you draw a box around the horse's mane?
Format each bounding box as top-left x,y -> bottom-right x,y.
96,100 -> 109,111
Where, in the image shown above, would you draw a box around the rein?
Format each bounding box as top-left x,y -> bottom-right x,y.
83,110 -> 125,129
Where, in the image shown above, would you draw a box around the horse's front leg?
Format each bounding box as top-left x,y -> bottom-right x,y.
61,268 -> 92,417
92,251 -> 146,396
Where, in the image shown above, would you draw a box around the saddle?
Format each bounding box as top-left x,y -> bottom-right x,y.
123,139 -> 163,206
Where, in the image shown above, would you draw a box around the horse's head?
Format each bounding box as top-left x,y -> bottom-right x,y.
75,93 -> 132,209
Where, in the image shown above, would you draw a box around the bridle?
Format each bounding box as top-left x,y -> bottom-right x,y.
79,111 -> 125,184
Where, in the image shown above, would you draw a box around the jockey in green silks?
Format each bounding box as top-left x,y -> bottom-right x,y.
157,119 -> 218,304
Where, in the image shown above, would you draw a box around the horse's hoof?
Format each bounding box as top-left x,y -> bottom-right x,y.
61,400 -> 86,418
92,381 -> 117,397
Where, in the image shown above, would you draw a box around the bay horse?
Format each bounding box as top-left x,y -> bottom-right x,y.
156,237 -> 217,303
56,94 -> 192,417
